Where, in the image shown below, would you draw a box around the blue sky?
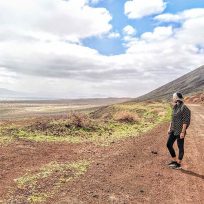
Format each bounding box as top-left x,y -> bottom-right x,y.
83,0 -> 204,55
0,0 -> 204,98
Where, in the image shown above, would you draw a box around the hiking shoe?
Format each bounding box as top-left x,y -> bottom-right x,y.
171,163 -> 181,169
168,161 -> 177,166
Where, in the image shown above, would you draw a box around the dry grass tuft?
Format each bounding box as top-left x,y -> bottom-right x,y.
113,111 -> 139,123
67,112 -> 93,129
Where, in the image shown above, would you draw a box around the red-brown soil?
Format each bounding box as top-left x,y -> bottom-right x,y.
0,104 -> 203,204
185,93 -> 204,104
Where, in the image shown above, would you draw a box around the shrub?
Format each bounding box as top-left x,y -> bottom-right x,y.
67,112 -> 93,129
101,112 -> 113,120
192,98 -> 199,103
113,111 -> 139,123
200,93 -> 204,102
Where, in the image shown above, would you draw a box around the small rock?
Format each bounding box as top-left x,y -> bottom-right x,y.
151,150 -> 158,154
93,194 -> 99,198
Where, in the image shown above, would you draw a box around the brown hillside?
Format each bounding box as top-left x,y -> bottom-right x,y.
133,65 -> 204,102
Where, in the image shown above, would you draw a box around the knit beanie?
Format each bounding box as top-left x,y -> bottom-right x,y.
173,92 -> 184,102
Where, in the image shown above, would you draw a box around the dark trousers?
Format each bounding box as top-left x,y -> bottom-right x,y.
166,131 -> 184,160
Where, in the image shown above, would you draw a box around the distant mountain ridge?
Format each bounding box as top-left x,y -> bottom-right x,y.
134,65 -> 204,102
0,88 -> 131,103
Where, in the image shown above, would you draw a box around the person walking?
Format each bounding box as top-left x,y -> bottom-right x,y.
167,92 -> 191,169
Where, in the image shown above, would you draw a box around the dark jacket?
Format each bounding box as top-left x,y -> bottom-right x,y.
170,101 -> 191,135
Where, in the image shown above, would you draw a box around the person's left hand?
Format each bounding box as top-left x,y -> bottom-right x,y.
180,132 -> 185,139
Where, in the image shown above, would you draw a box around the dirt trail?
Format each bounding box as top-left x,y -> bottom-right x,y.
0,104 -> 204,204
172,104 -> 204,204
52,103 -> 204,204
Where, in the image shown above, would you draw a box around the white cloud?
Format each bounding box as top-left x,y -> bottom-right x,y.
155,8 -> 204,22
0,67 -> 18,88
123,25 -> 136,35
124,0 -> 166,19
0,0 -> 112,41
122,25 -> 137,44
154,8 -> 204,45
107,32 -> 121,38
154,13 -> 180,22
121,9 -> 204,80
0,2 -> 204,98
141,26 -> 173,41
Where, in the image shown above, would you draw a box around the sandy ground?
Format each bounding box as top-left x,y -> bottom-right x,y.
0,104 -> 203,204
0,98 -> 130,120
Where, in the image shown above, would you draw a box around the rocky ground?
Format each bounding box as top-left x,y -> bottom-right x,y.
0,104 -> 203,204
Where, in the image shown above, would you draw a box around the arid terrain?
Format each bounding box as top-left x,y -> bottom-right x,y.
0,98 -> 130,120
1,1 -> 204,203
0,99 -> 203,204
134,66 -> 204,102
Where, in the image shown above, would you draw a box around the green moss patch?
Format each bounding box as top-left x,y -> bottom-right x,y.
1,102 -> 171,146
6,160 -> 90,204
